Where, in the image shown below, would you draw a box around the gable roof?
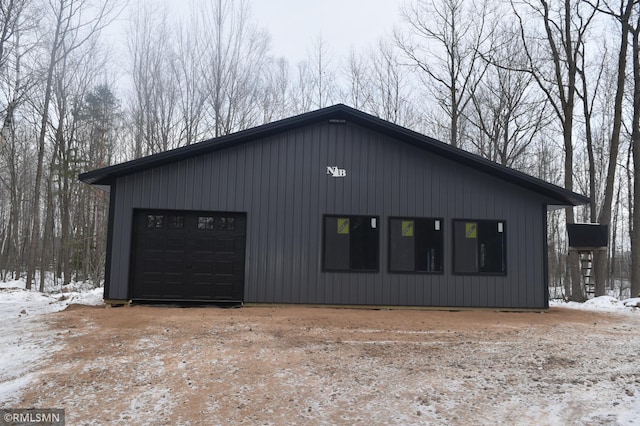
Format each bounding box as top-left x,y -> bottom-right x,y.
79,103 -> 589,207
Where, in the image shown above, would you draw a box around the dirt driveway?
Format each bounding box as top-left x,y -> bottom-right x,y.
17,305 -> 640,425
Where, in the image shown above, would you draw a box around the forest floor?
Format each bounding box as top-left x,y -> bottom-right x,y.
2,294 -> 640,425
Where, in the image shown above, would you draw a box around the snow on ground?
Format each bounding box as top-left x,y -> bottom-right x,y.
0,279 -> 103,405
1,283 -> 639,423
550,295 -> 640,312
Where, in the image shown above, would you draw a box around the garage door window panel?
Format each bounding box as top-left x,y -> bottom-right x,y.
167,215 -> 184,229
146,215 -> 164,228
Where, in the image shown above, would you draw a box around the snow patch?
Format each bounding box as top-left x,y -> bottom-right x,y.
0,279 -> 104,404
550,296 -> 640,314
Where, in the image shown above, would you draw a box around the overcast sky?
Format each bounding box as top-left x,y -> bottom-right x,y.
243,0 -> 403,64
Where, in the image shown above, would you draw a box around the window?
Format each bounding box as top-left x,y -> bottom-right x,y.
389,217 -> 443,273
198,216 -> 215,230
453,220 -> 506,274
167,215 -> 184,229
323,215 -> 379,272
198,215 -> 236,231
218,217 -> 235,231
146,215 -> 164,228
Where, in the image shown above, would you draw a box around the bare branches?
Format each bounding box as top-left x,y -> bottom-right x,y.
395,0 -> 493,147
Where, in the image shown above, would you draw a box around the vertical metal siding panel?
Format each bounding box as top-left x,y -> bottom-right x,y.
299,131 -> 311,303
283,132 -> 296,302
514,201 -> 526,307
535,207 -> 544,307
377,133 -> 387,304
229,148 -> 239,209
365,132 -> 377,304
530,213 -> 538,308
112,175 -> 135,299
254,142 -> 268,302
320,124 -> 333,302
528,203 -> 542,308
432,153 -> 444,306
261,138 -> 274,302
496,191 -> 507,307
414,157 -> 425,305
239,144 -> 254,300
524,204 -> 534,307
513,201 -> 523,307
271,138 -> 283,302
268,137 -> 281,302
108,182 -> 126,299
219,150 -> 230,207
248,141 -> 263,302
265,137 -> 277,302
353,127 -> 365,304
196,156 -> 207,210
309,125 -> 322,303
294,132 -> 306,303
311,125 -> 322,302
203,152 -> 213,208
164,166 -> 175,210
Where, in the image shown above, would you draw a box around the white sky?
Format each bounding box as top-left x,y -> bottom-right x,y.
250,0 -> 404,64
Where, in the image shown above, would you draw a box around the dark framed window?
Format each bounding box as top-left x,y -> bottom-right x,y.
453,220 -> 506,275
323,215 -> 379,272
389,217 -> 443,273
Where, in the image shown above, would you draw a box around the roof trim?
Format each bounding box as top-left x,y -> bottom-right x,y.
78,104 -> 589,207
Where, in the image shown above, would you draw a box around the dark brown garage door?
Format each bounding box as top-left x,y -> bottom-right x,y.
131,210 -> 246,303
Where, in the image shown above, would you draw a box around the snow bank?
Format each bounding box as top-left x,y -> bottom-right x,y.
550,295 -> 640,314
0,280 -> 104,405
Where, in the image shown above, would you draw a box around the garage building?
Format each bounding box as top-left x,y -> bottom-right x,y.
79,104 -> 589,309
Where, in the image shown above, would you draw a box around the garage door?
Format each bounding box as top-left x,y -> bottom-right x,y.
131,210 -> 246,303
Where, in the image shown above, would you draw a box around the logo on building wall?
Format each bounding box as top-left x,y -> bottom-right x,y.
327,166 -> 347,178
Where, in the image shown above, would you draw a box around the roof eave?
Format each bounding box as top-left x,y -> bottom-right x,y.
78,104 -> 590,206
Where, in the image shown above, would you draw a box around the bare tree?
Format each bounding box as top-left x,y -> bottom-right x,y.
200,0 -> 270,138
512,0 -> 598,301
25,0 -> 120,289
127,1 -> 179,156
630,4 -> 640,298
259,56 -> 291,123
396,0 -> 492,147
343,49 -> 372,110
366,40 -> 421,128
465,23 -> 549,168
588,0 -> 636,296
172,9 -> 208,146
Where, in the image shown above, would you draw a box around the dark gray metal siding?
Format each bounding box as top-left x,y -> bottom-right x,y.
107,121 -> 551,308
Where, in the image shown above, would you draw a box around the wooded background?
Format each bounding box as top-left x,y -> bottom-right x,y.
1,0 -> 639,301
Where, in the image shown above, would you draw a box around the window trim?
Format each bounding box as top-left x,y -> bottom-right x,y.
387,216 -> 444,274
452,219 -> 507,276
322,214 -> 380,273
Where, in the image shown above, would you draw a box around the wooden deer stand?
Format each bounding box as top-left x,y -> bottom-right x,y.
567,224 -> 608,296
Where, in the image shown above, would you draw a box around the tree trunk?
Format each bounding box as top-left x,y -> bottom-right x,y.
631,16 -> 640,299
25,0 -> 64,290
594,1 -> 633,297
